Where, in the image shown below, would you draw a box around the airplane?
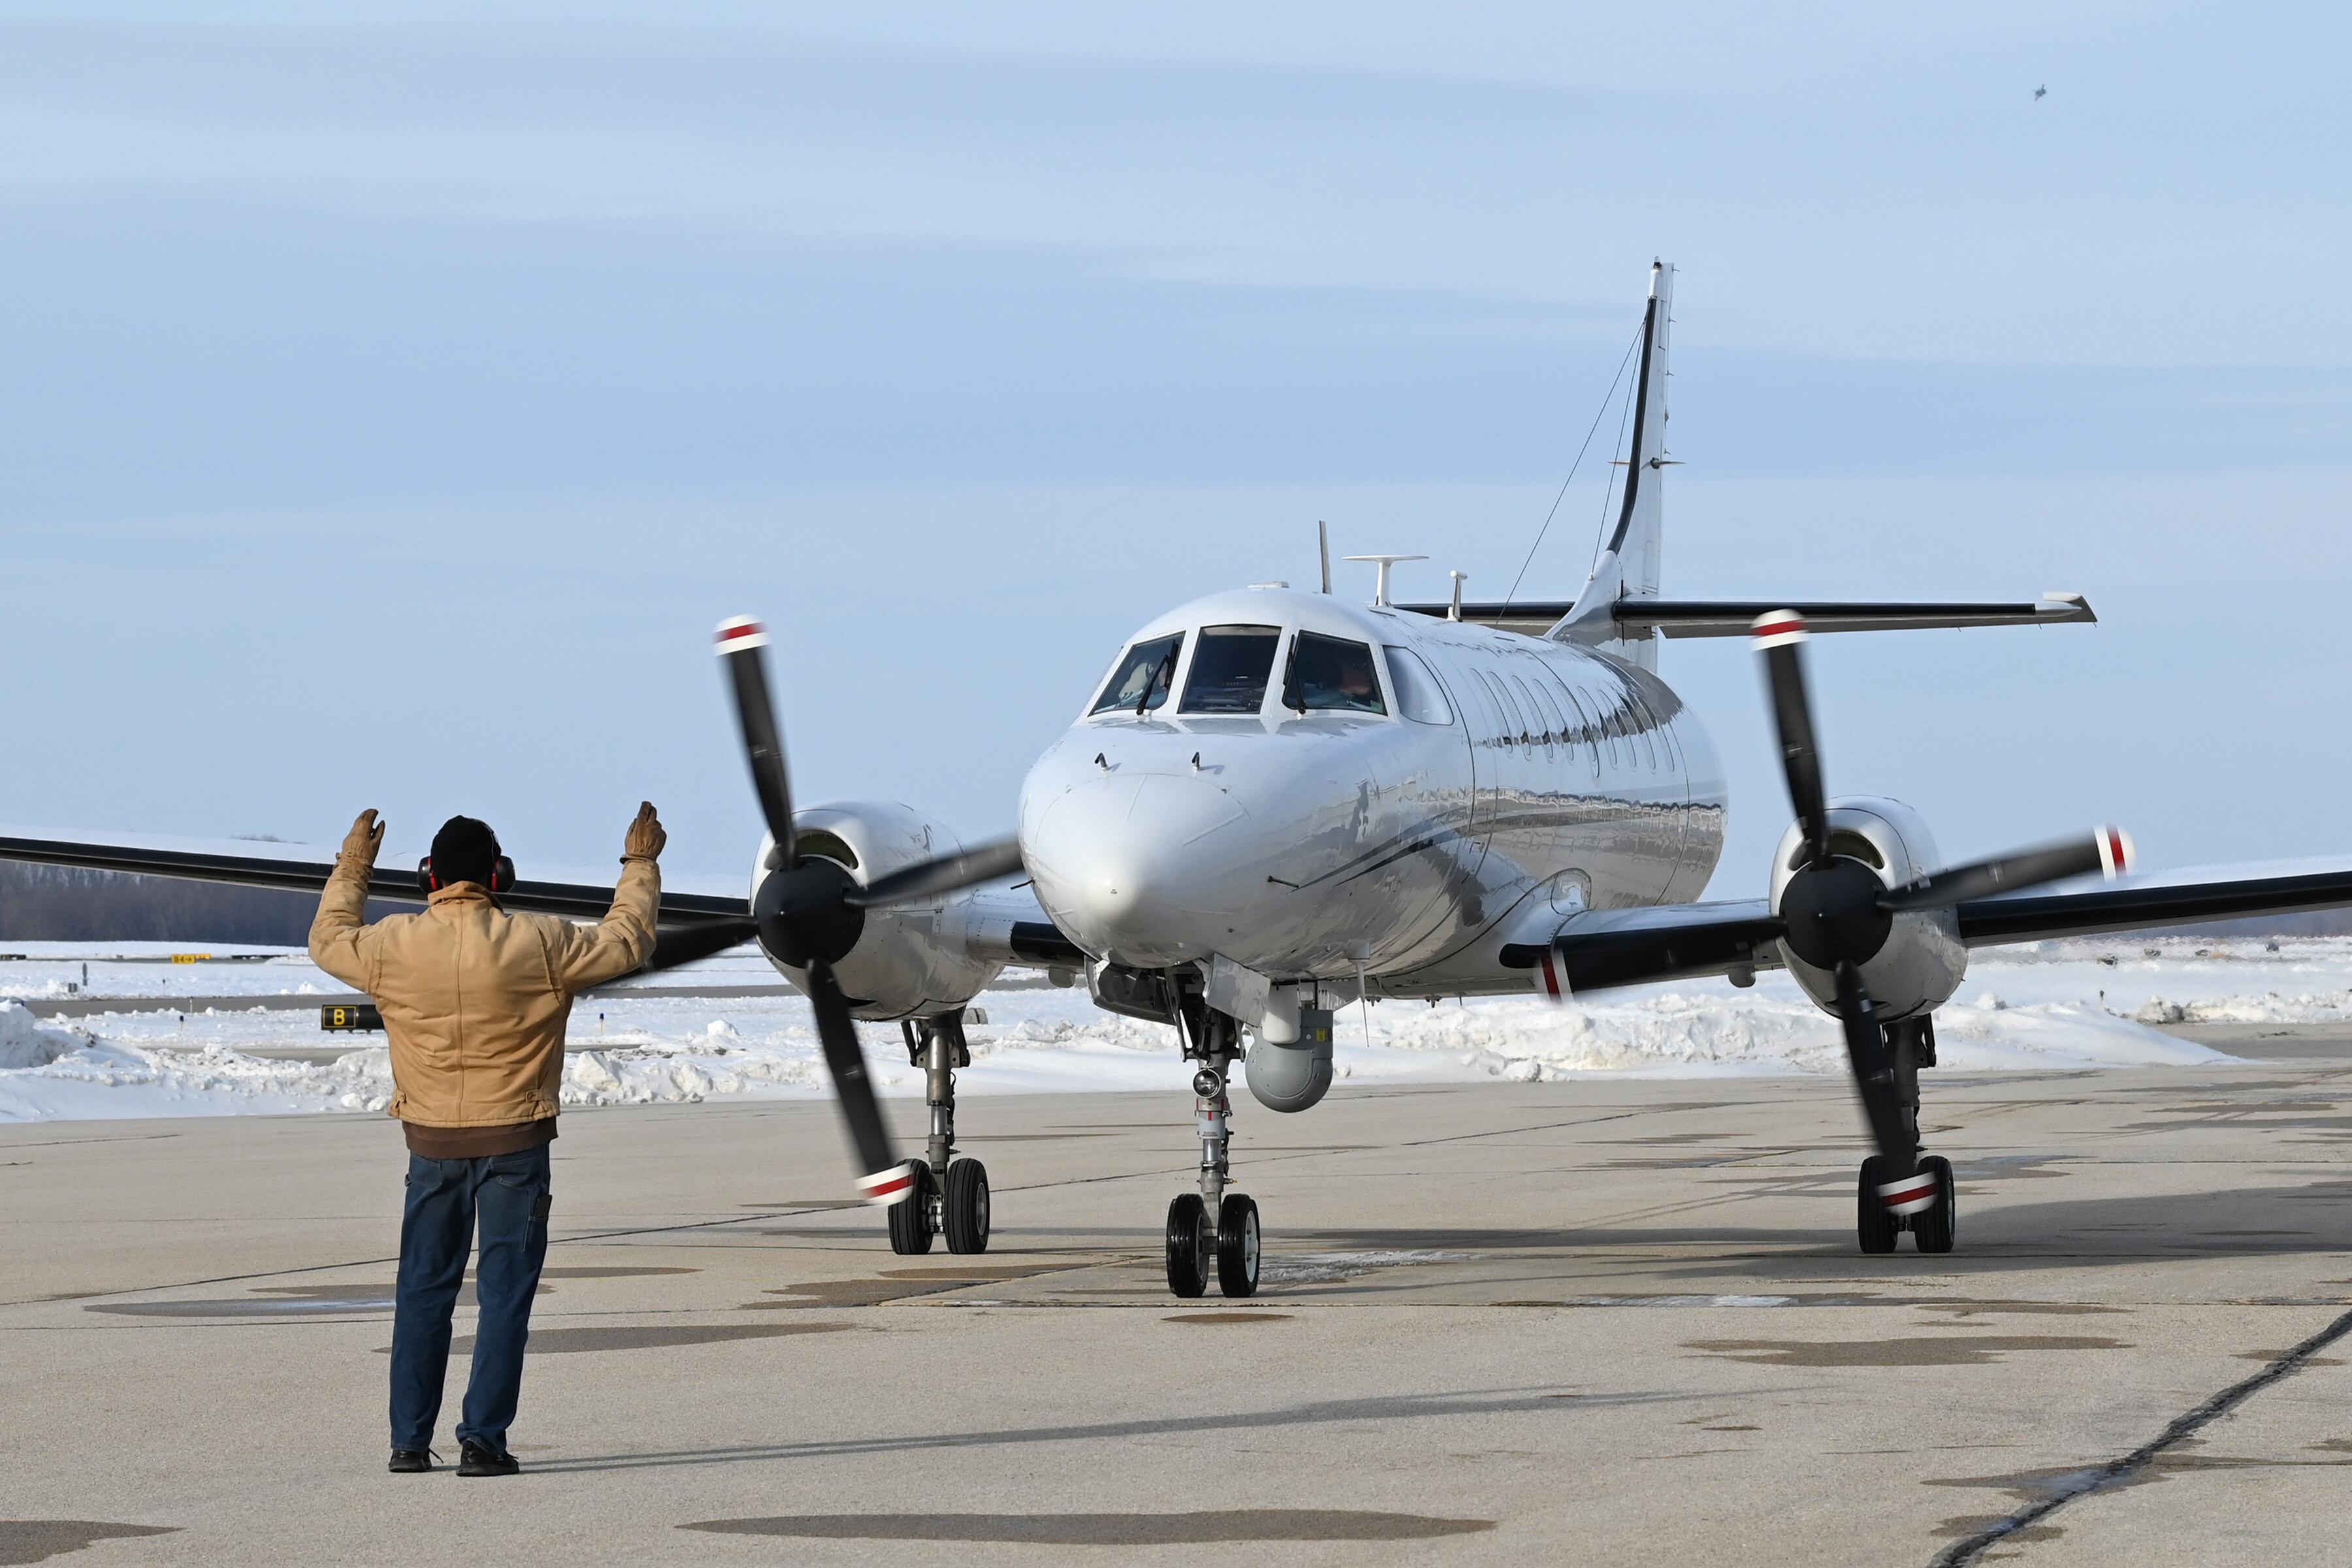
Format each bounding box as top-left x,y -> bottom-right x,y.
11,260 -> 2352,1300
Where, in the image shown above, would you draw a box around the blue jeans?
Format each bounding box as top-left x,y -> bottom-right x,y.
389,1145 -> 551,1454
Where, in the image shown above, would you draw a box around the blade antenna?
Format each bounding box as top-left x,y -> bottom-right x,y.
1318,520 -> 1332,595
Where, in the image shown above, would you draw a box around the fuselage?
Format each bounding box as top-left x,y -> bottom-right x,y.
1019,586 -> 1727,993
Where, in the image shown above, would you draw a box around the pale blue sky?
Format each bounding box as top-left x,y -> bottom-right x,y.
1,4 -> 2345,895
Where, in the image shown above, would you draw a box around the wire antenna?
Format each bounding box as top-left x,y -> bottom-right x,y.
1504,317 -> 1645,609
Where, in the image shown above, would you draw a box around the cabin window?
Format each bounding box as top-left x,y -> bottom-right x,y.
1621,687 -> 1658,769
1524,667 -> 1562,752
1090,632 -> 1183,714
1382,646 -> 1454,725
1180,624 -> 1282,713
1487,672 -> 1532,746
1282,632 -> 1387,714
1553,682 -> 1598,774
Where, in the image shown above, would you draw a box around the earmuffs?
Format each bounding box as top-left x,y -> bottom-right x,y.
418,853 -> 515,894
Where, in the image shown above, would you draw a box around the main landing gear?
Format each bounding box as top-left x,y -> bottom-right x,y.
1856,1015 -> 1955,1255
1166,1002 -> 1260,1298
888,1010 -> 990,1255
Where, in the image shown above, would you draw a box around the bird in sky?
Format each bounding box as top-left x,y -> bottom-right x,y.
2034,84 -> 2047,100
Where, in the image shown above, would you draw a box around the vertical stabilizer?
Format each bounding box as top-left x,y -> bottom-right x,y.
1554,260 -> 1673,669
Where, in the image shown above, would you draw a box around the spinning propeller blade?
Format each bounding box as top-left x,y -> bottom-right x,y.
1833,961 -> 1919,1187
714,616 -> 797,867
641,918 -> 760,974
804,956 -> 918,1205
1877,827 -> 2133,911
845,837 -> 1026,910
1752,611 -> 1829,866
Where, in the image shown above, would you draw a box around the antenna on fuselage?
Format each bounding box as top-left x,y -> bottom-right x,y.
1343,554 -> 1428,609
1448,571 -> 1467,621
1317,520 -> 1332,594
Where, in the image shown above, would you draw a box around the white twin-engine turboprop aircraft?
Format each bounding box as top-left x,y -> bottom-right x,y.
14,261 -> 2352,1298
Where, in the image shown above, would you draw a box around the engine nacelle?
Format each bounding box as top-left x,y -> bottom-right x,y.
750,801 -> 1007,1021
1767,797 -> 1967,1022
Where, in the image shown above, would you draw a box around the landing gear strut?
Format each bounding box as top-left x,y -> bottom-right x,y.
888,1010 -> 990,1255
1166,1000 -> 1259,1298
1856,1014 -> 1954,1254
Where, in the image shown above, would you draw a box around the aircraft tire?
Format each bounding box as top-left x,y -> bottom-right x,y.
942,1157 -> 991,1255
1856,1157 -> 1899,1255
1166,1194 -> 1208,1298
1216,1193 -> 1261,1298
888,1167 -> 935,1255
1911,1155 -> 1956,1254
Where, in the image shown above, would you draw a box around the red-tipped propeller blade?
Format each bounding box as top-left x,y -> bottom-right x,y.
1878,827 -> 2133,912
713,616 -> 797,869
1752,611 -> 1830,867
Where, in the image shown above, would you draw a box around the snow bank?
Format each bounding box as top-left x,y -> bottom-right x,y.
0,937 -> 2286,1123
0,1002 -> 80,1070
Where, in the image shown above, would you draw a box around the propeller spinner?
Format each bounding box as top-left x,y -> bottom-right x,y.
713,615 -> 1027,1205
1751,611 -> 2132,1211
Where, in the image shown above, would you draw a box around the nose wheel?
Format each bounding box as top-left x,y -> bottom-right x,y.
1166,1192 -> 1259,1298
1858,1152 -> 1954,1254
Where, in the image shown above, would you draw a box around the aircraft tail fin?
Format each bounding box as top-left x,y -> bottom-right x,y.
1553,260 -> 1673,669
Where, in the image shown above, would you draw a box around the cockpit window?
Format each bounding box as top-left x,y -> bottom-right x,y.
1179,625 -> 1282,713
1382,646 -> 1453,724
1283,633 -> 1387,714
1090,632 -> 1183,715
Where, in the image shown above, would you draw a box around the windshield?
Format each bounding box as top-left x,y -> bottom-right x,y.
1090,632 -> 1183,714
1180,624 -> 1281,713
1285,632 -> 1386,714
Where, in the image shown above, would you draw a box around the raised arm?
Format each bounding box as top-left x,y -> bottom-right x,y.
307,808 -> 385,990
545,803 -> 666,993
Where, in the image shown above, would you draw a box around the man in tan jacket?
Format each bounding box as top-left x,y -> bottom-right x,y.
310,803 -> 664,1477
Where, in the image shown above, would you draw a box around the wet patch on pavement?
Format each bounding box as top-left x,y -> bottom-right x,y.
1163,1312 -> 1294,1324
1686,1334 -> 2128,1368
751,1265 -> 1071,1311
374,1322 -> 851,1355
0,1520 -> 178,1563
679,1510 -> 1494,1544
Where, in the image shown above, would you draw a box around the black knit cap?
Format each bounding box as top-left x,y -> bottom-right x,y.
430,816 -> 501,887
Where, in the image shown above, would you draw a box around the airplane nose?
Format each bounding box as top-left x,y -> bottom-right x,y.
1022,773 -> 1248,964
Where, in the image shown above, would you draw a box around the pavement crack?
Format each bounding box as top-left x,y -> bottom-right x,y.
1927,1301 -> 2352,1567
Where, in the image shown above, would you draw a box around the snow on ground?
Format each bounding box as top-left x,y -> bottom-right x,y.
0,935 -> 2332,1123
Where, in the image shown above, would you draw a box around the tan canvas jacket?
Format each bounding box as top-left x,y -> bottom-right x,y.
308,853 -> 660,1128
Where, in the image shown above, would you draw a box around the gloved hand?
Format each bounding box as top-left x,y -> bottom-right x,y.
339,809 -> 385,868
623,801 -> 666,862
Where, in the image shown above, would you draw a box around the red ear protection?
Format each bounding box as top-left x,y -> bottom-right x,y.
417,852 -> 514,894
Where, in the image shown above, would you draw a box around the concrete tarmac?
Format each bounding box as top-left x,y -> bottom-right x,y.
3,1042 -> 2347,1567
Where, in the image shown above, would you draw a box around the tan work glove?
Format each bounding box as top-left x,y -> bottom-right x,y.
338,809 -> 385,870
623,801 -> 666,863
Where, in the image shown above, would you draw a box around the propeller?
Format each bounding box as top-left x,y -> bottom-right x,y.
713,614 -> 1026,1206
1751,611 -> 2132,1213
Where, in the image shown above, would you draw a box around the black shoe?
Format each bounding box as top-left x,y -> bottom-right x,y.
387,1448 -> 434,1474
456,1439 -> 519,1477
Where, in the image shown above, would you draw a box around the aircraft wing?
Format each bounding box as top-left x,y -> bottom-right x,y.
0,830 -> 1091,973
1954,859 -> 2352,946
1498,900 -> 1783,993
0,831 -> 758,968
1501,858 -> 2352,995
1395,595 -> 2095,639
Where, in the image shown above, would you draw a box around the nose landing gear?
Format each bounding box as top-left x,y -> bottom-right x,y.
888,1010 -> 990,1255
1165,1006 -> 1260,1298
